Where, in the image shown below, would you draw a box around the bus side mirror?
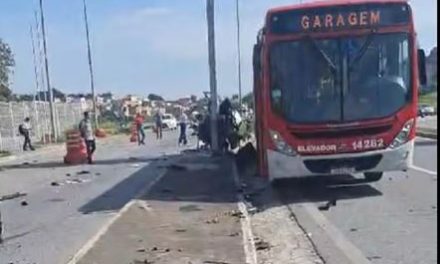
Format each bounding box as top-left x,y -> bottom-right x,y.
417,49 -> 427,86
253,44 -> 262,72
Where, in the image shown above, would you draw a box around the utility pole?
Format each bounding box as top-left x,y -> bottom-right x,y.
206,0 -> 218,152
82,0 -> 98,128
39,0 -> 57,141
235,0 -> 243,110
30,25 -> 40,102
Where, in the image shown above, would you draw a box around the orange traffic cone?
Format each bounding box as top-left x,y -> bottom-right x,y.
130,123 -> 138,142
64,129 -> 88,164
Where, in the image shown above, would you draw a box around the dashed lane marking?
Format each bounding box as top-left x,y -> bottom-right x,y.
66,168 -> 167,264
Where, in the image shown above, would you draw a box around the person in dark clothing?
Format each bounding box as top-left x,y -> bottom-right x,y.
19,117 -> 35,151
79,111 -> 96,164
154,111 -> 163,140
178,112 -> 188,146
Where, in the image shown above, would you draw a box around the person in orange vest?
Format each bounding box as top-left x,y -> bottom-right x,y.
135,113 -> 145,145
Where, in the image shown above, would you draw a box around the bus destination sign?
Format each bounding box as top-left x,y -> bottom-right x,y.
269,3 -> 410,34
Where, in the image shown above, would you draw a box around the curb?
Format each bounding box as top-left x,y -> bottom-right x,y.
416,128 -> 437,139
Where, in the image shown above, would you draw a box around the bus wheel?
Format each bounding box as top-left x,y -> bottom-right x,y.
364,172 -> 383,182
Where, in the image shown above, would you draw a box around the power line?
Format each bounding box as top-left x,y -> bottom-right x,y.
82,0 -> 98,128
29,24 -> 40,102
39,0 -> 57,141
235,0 -> 243,110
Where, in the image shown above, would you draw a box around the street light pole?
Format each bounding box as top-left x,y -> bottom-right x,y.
39,0 -> 57,141
82,0 -> 98,128
235,0 -> 243,110
206,0 -> 219,152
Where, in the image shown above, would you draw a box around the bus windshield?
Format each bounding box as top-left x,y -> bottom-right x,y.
269,33 -> 410,124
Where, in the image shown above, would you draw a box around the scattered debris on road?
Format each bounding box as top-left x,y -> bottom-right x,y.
350,228 -> 358,232
132,259 -> 154,264
179,204 -> 202,212
77,170 -> 90,175
168,164 -> 187,171
318,199 -> 337,211
175,228 -> 187,233
0,192 -> 27,202
206,217 -> 219,224
50,181 -> 60,186
21,200 -> 28,206
66,178 -> 86,184
254,238 -> 271,251
203,261 -> 231,264
367,256 -> 382,260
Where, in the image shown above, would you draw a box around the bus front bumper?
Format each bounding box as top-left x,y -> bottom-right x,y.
267,139 -> 414,180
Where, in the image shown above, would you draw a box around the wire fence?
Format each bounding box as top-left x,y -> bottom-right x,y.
0,101 -> 84,153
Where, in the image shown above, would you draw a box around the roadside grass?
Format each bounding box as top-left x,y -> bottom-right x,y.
419,91 -> 437,108
99,121 -> 125,135
0,150 -> 11,158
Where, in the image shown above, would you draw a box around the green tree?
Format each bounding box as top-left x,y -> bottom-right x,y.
0,39 -> 15,101
148,93 -> 164,101
242,92 -> 254,108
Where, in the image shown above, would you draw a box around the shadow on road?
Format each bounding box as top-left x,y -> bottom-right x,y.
77,149 -> 382,216
78,154 -> 180,214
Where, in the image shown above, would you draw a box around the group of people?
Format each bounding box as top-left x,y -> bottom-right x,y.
17,110 -> 190,166
134,111 -> 189,146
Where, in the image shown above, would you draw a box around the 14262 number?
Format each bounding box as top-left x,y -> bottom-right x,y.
352,138 -> 384,150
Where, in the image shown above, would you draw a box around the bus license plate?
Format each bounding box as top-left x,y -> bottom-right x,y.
331,167 -> 355,174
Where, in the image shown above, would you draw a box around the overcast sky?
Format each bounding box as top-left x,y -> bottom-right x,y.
0,0 -> 437,99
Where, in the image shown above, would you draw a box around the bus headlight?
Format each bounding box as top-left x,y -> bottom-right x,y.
269,130 -> 297,156
389,119 -> 414,149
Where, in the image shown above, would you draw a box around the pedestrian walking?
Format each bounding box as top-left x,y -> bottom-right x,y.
154,111 -> 163,140
135,113 -> 145,145
19,117 -> 35,151
178,112 -> 188,146
79,111 -> 96,164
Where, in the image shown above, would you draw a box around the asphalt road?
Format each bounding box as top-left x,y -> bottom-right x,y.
0,131 -> 189,264
276,137 -> 437,264
0,132 -> 437,264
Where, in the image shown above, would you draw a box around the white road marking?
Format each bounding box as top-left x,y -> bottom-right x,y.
410,165 -> 437,176
66,168 -> 166,264
301,203 -> 373,264
232,163 -> 258,264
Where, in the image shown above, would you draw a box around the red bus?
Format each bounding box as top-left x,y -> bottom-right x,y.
252,0 -> 427,182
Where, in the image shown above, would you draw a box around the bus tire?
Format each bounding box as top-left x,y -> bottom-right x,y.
364,172 -> 383,182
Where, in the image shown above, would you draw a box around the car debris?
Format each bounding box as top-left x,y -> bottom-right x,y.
133,259 -> 154,264
254,239 -> 271,251
168,164 -> 187,171
318,199 -> 337,211
76,170 -> 90,175
0,192 -> 27,202
21,200 -> 28,206
50,181 -> 60,186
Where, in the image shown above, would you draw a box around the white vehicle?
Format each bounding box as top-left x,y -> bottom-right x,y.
418,104 -> 436,117
161,114 -> 178,130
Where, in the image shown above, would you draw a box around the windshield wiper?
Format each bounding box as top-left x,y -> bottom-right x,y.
305,36 -> 338,75
348,32 -> 376,72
